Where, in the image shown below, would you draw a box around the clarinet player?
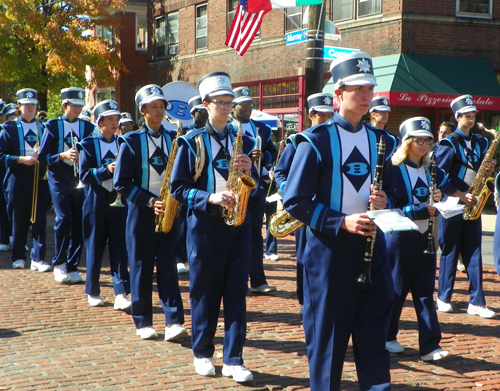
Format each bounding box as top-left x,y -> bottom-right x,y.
283,53 -> 396,391
384,117 -> 450,361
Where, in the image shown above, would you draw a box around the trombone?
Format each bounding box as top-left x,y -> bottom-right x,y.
31,120 -> 40,224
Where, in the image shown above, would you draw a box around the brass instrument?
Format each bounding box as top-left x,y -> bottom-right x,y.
424,157 -> 437,254
31,120 -> 40,224
462,123 -> 500,220
269,210 -> 304,238
70,129 -> 78,177
255,135 -> 262,175
358,136 -> 385,284
154,116 -> 183,233
224,117 -> 258,227
110,147 -> 125,207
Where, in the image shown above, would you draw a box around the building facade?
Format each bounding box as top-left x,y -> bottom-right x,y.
140,0 -> 500,137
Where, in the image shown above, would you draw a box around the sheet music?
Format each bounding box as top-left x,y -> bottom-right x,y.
366,209 -> 419,233
433,196 -> 465,219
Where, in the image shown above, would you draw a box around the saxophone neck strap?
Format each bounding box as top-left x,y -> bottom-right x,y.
206,122 -> 231,164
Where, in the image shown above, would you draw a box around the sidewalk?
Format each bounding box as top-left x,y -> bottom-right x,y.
1,211 -> 500,390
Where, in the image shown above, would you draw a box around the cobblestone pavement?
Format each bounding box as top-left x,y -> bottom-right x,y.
1,210 -> 500,390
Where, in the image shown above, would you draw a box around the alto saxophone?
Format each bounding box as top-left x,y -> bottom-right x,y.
224,117 -> 258,227
269,210 -> 304,238
462,123 -> 500,221
155,116 -> 183,233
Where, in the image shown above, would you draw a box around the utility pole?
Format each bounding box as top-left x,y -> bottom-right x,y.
304,1 -> 326,113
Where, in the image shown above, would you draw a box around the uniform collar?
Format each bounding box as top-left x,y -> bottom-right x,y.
455,128 -> 470,141
62,115 -> 79,124
334,112 -> 364,133
20,117 -> 37,124
144,124 -> 164,138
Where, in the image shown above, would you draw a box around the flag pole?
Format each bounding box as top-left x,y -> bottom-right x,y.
304,0 -> 326,114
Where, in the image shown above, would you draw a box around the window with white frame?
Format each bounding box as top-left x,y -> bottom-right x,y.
196,4 -> 208,51
167,12 -> 179,55
456,0 -> 492,18
228,0 -> 261,38
285,7 -> 303,33
96,88 -> 115,104
136,13 -> 147,50
331,0 -> 381,22
95,25 -> 115,46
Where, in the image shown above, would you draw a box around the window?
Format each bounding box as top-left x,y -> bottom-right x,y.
96,88 -> 115,104
228,0 -> 261,39
155,16 -> 166,58
167,13 -> 179,55
331,0 -> 381,22
262,81 -> 300,110
456,0 -> 492,18
136,13 -> 147,50
95,25 -> 115,46
285,7 -> 303,33
196,4 -> 208,51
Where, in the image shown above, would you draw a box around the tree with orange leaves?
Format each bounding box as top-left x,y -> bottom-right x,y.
0,0 -> 127,110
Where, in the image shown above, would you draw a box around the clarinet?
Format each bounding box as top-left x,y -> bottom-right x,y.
357,136 -> 385,284
424,157 -> 437,254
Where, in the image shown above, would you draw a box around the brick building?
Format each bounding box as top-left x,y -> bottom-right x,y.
138,0 -> 500,137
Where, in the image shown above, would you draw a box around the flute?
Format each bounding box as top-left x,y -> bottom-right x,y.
357,136 -> 385,284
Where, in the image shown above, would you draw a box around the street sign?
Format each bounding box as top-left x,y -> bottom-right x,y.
285,29 -> 308,45
323,46 -> 360,61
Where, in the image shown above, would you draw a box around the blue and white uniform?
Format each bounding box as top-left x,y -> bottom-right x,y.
170,123 -> 256,364
39,116 -> 95,271
283,113 -> 395,391
114,125 -> 184,329
78,133 -> 129,297
386,159 -> 446,355
0,118 -> 51,263
435,128 -> 488,306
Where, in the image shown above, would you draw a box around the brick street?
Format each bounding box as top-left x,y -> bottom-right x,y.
1,210 -> 500,390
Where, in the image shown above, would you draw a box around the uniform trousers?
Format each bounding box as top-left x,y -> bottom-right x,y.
493,206 -> 500,276
386,230 -> 442,356
437,214 -> 485,306
83,190 -> 129,297
303,228 -> 393,391
4,166 -> 51,262
0,166 -> 11,245
248,190 -> 268,288
48,175 -> 84,272
126,203 -> 184,329
294,225 -> 307,305
187,211 -> 251,365
264,199 -> 277,256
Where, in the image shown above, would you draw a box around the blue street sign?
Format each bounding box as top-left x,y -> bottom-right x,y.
285,29 -> 308,46
323,46 -> 360,61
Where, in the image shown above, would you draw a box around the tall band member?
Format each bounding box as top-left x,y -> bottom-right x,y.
170,72 -> 256,383
435,95 -> 496,319
118,112 -> 134,135
283,53 -> 396,391
230,86 -> 277,294
493,173 -> 500,276
39,88 -> 95,284
274,92 -> 335,310
77,100 -> 131,310
113,85 -> 187,341
0,89 -> 51,271
385,117 -> 450,361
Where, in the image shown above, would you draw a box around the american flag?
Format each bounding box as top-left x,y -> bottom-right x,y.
225,0 -> 270,56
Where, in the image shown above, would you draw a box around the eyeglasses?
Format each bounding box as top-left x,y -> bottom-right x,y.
412,138 -> 433,145
211,100 -> 234,108
237,101 -> 254,107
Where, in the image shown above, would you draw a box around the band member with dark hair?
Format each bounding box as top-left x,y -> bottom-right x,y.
230,86 -> 277,294
77,100 -> 130,310
113,84 -> 187,341
435,95 -> 496,319
170,72 -> 256,383
39,88 -> 96,284
0,89 -> 51,271
118,112 -> 134,135
0,102 -> 13,253
385,117 -> 449,361
283,53 -> 396,390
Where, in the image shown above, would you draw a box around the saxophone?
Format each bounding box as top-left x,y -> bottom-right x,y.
269,210 -> 304,238
224,117 -> 258,227
155,116 -> 183,233
462,123 -> 500,221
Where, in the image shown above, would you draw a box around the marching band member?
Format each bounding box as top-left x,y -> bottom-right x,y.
0,102 -> 12,252
77,100 -> 130,310
274,92 -> 335,310
369,96 -> 391,131
78,109 -> 93,123
186,95 -> 208,133
170,72 -> 256,383
113,85 -> 187,341
0,89 -> 51,271
385,117 -> 450,361
434,95 -> 496,318
283,53 -> 396,391
39,88 -> 96,284
230,86 -> 277,294
118,112 -> 134,135
3,104 -> 19,122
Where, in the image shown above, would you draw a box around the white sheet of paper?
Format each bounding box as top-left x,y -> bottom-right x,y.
366,209 -> 419,233
266,193 -> 282,203
433,196 -> 465,219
